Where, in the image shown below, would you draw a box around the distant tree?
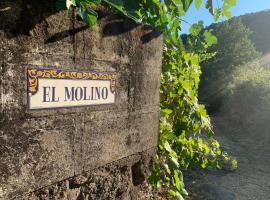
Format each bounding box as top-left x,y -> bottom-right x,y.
241,10 -> 270,55
199,18 -> 261,112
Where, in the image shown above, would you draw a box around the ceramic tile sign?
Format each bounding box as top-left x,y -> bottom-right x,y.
27,68 -> 116,110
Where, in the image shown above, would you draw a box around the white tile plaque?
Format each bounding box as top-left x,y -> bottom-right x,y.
27,68 -> 116,110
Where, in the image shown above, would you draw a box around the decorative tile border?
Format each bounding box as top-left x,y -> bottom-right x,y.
27,68 -> 116,95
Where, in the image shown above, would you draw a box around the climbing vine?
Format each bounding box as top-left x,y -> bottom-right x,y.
56,0 -> 237,199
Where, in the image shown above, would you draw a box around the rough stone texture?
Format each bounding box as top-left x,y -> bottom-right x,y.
0,1 -> 163,199
26,148 -> 155,200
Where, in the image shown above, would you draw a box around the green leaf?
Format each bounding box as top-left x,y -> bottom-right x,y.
195,0 -> 202,10
175,191 -> 185,200
87,10 -> 98,26
181,0 -> 193,12
164,140 -> 172,152
189,21 -> 203,36
103,0 -> 126,14
170,157 -> 180,168
103,0 -> 139,21
203,30 -> 217,46
162,108 -> 173,116
168,189 -> 176,197
213,8 -> 222,21
181,188 -> 189,196
148,162 -> 160,190
205,0 -> 213,15
164,163 -> 171,174
78,5 -> 98,26
174,170 -> 181,191
223,8 -> 233,18
224,0 -> 237,7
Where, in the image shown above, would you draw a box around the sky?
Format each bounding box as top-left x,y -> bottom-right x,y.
181,0 -> 270,33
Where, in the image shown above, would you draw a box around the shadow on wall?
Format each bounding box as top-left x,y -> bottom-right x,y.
102,20 -> 162,44
0,0 -> 56,36
0,0 -> 162,44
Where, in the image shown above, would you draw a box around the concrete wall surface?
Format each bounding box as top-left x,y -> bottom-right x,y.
0,0 -> 163,199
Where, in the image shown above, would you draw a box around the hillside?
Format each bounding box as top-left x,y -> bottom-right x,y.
240,10 -> 270,54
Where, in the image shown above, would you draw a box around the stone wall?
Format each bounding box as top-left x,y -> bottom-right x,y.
0,1 -> 163,199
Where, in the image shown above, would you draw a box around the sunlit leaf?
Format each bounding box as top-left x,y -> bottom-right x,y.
195,0 -> 202,10
181,0 -> 194,12
203,30 -> 217,46
164,140 -> 172,152
66,0 -> 76,9
189,21 -> 203,36
174,170 -> 181,191
78,5 -> 98,26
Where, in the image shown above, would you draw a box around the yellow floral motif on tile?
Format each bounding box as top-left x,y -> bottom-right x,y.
27,68 -> 116,95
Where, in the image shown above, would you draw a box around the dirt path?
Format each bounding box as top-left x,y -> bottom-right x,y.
186,116 -> 270,200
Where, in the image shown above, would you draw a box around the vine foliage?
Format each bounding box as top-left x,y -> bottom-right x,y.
56,0 -> 237,199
